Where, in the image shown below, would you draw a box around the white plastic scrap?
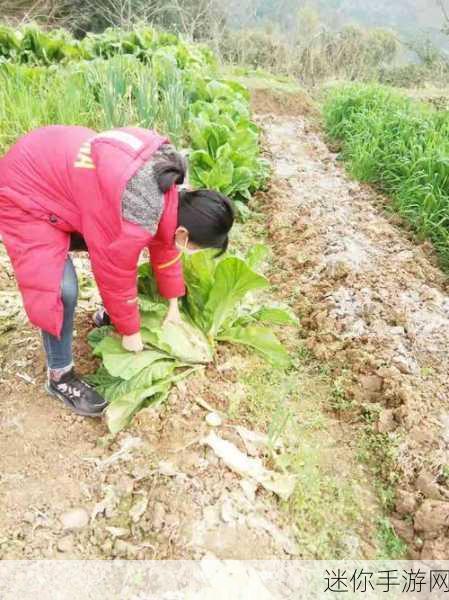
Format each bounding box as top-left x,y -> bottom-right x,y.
202,431 -> 296,501
94,436 -> 143,470
129,494 -> 149,523
235,425 -> 282,456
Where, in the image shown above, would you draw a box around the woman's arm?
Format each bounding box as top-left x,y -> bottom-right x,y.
164,297 -> 182,325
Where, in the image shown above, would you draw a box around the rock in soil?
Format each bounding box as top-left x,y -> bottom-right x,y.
415,471 -> 445,501
377,409 -> 396,433
152,502 -> 166,531
421,536 -> 449,559
395,490 -> 418,515
360,374 -> 383,395
206,412 -> 222,427
57,535 -> 75,553
61,508 -> 89,531
414,500 -> 449,538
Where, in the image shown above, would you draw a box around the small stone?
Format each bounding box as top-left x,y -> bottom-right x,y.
359,374 -> 383,394
61,508 -> 89,531
57,535 -> 74,553
220,498 -> 235,523
395,489 -> 417,515
393,356 -> 415,375
415,471 -> 444,501
377,366 -> 400,379
414,500 -> 449,538
105,526 -> 130,539
341,534 -> 361,558
23,511 -> 35,525
377,409 -> 396,433
158,461 -> 180,477
206,412 -> 222,427
152,502 -> 166,531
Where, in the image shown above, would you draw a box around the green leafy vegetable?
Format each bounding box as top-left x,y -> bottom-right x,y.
93,336 -> 167,380
254,307 -> 299,326
203,256 -> 269,336
218,325 -> 291,369
88,245 -> 296,434
106,381 -> 171,434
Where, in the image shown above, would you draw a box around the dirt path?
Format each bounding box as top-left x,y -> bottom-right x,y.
257,110 -> 449,559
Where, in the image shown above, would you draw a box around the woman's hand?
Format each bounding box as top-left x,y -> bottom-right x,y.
122,331 -> 144,352
164,298 -> 183,326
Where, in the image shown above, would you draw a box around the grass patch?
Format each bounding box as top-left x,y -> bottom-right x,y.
376,517 -> 408,559
324,83 -> 449,269
233,355 -> 381,558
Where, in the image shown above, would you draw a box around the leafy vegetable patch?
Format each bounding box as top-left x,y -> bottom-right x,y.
88,247 -> 298,433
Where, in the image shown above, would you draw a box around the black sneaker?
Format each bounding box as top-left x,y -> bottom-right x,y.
46,369 -> 107,417
93,308 -> 111,328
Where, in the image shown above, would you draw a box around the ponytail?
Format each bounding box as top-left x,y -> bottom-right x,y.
153,145 -> 187,193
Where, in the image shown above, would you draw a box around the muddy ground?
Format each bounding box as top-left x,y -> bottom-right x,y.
1,91 -> 448,560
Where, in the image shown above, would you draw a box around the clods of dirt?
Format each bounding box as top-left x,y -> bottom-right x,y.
251,87 -> 318,118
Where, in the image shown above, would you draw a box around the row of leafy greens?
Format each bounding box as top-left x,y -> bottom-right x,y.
87,246 -> 298,434
0,24 -> 215,68
0,24 -> 269,208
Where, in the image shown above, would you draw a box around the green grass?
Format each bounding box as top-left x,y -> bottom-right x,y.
324,83 -> 449,269
0,57 -> 191,153
376,517 -> 408,559
234,357 -> 381,559
225,65 -> 304,94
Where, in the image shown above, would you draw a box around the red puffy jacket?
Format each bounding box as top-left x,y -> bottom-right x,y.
0,125 -> 185,337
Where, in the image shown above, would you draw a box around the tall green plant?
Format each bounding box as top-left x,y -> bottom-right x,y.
324,84 -> 449,267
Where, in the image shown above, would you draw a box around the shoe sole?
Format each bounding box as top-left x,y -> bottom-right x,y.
45,384 -> 106,418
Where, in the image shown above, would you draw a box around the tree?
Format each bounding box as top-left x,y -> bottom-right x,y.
436,0 -> 449,34
295,5 -> 322,46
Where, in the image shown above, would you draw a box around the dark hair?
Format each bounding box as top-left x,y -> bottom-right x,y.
178,189 -> 235,255
153,146 -> 187,193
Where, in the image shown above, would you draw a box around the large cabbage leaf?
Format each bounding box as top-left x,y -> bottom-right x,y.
93,336 -> 168,380
218,325 -> 291,369
202,256 -> 269,336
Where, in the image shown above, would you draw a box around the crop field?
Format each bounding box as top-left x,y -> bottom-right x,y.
1,19 -> 449,568
325,84 -> 449,268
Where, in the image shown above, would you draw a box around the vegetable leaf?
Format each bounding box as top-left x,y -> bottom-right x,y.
106,380 -> 171,434
204,257 -> 269,336
254,307 -> 299,326
93,336 -> 167,380
218,325 -> 291,369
